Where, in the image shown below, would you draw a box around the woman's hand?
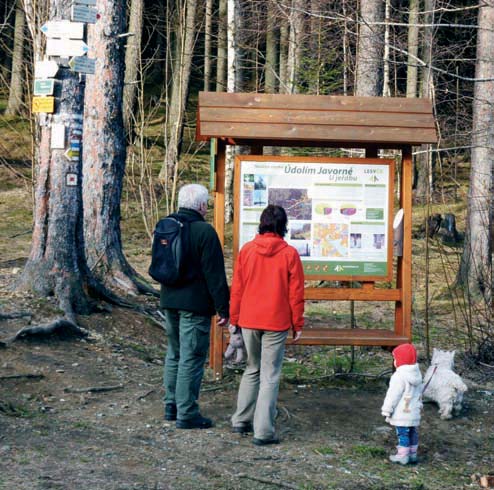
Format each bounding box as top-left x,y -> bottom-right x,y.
292,330 -> 302,342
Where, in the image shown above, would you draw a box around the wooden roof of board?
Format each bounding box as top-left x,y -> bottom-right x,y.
196,92 -> 437,147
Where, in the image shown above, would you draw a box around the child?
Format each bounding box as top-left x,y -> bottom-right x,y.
381,343 -> 423,465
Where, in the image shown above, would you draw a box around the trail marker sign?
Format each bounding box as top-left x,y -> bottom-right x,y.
34,60 -> 59,79
34,79 -> 55,96
46,39 -> 89,57
32,97 -> 55,113
69,56 -> 96,74
71,4 -> 98,23
74,0 -> 97,5
41,20 -> 84,39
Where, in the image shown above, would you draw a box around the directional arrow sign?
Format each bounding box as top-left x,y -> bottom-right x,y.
46,39 -> 89,57
34,79 -> 55,96
74,0 -> 97,5
69,56 -> 96,74
41,20 -> 84,39
64,148 -> 80,162
34,60 -> 59,79
71,4 -> 98,23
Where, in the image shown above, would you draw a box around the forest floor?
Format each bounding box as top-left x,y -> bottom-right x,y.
1,161 -> 494,490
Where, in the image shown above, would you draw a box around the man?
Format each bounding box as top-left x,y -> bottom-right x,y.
161,184 -> 229,429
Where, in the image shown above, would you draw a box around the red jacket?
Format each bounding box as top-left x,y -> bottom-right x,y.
230,233 -> 305,332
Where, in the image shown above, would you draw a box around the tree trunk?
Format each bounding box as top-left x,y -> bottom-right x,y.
406,0 -> 420,98
83,0 -> 148,296
415,0 -> 434,203
286,0 -> 304,94
159,0 -> 197,195
355,0 -> 384,96
279,10 -> 288,93
458,2 -> 494,300
122,0 -> 143,135
5,2 -> 25,116
204,0 -> 212,91
382,0 -> 391,97
18,1 -> 90,319
216,0 -> 227,92
264,0 -> 278,94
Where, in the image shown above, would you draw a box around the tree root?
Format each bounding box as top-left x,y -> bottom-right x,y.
0,311 -> 32,321
0,318 -> 88,346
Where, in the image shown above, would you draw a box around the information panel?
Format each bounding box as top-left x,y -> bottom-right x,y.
234,156 -> 395,281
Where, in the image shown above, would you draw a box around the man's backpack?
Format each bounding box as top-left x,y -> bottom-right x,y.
148,213 -> 199,286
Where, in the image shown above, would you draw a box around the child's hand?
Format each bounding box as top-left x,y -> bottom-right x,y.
381,411 -> 391,418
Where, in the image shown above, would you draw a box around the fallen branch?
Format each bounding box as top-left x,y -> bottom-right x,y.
0,373 -> 44,381
136,389 -> 155,400
200,381 -> 234,393
64,384 -> 124,394
0,319 -> 88,346
479,361 -> 494,369
237,473 -> 299,490
0,311 -> 32,321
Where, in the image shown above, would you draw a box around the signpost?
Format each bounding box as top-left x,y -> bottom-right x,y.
34,60 -> 59,79
41,20 -> 84,39
74,0 -> 97,5
46,39 -> 89,57
71,4 -> 98,23
51,124 -> 66,149
32,97 -> 55,113
69,56 -> 96,74
34,79 -> 55,96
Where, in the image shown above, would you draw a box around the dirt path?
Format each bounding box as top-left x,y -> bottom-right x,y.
1,304 -> 493,490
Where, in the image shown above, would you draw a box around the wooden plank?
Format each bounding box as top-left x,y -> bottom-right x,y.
199,122 -> 438,145
200,107 -> 436,129
222,327 -> 409,347
286,328 -> 409,346
395,146 -> 413,340
304,287 -> 401,301
199,91 -> 434,114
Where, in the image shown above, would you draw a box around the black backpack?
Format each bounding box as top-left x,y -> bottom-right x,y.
148,213 -> 199,286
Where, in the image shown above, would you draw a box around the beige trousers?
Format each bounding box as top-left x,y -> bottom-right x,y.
231,328 -> 288,440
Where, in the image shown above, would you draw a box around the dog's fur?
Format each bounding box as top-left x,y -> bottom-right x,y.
224,325 -> 246,363
422,349 -> 468,419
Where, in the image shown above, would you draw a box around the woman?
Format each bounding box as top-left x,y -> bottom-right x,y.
230,204 -> 304,445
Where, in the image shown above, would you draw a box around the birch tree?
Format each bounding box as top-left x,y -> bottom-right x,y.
204,0 -> 212,91
216,0 -> 227,91
458,1 -> 494,301
286,0 -> 304,94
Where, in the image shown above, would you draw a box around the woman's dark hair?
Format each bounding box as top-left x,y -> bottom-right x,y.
258,205 -> 288,237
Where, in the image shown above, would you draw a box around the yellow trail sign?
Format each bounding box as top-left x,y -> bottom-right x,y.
32,96 -> 55,114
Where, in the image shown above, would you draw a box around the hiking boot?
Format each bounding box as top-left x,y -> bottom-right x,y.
389,446 -> 410,465
164,404 -> 177,421
232,422 -> 253,434
252,437 -> 280,446
176,415 -> 214,429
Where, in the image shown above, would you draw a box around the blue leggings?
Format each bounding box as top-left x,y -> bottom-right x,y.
396,426 -> 419,447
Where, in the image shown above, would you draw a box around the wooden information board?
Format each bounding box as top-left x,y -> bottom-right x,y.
234,156 -> 395,281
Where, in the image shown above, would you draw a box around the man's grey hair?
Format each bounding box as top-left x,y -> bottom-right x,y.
178,184 -> 209,211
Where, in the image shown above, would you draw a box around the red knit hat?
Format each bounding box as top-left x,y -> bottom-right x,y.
392,343 -> 417,367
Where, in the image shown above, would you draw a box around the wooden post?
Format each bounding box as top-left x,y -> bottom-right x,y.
210,138 -> 227,379
395,146 -> 413,340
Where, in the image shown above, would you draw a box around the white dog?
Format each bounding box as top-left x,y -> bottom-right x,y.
422,349 -> 468,419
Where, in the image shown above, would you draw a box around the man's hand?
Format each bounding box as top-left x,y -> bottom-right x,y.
217,317 -> 229,327
292,330 -> 302,342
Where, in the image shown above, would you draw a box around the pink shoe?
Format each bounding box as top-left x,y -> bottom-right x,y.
389,446 -> 409,465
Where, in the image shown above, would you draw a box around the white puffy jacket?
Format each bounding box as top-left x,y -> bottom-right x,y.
381,363 -> 423,427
